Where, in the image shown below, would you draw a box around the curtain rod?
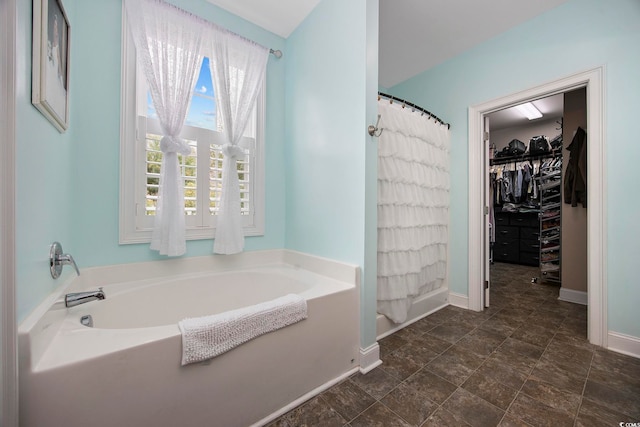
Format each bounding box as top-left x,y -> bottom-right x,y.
378,92 -> 450,129
133,0 -> 283,59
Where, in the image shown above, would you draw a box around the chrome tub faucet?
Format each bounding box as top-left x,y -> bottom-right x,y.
65,287 -> 106,308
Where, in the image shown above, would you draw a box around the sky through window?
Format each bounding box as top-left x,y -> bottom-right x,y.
146,57 -> 218,131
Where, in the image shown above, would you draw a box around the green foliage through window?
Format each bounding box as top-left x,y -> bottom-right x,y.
145,134 -> 250,217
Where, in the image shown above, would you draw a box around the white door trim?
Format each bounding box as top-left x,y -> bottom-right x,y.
1,0 -> 18,425
468,66 -> 607,347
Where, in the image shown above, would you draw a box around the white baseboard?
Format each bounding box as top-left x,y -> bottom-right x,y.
607,331 -> 640,359
558,288 -> 588,305
376,286 -> 449,338
252,367 -> 359,427
359,343 -> 382,374
449,292 -> 469,309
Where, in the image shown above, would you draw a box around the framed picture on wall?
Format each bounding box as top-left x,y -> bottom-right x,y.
32,0 -> 70,132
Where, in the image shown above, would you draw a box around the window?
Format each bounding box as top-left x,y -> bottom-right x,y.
120,25 -> 264,244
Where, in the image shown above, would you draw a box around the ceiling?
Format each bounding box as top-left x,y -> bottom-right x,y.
489,94 -> 564,131
205,0 -> 320,38
378,0 -> 571,88
206,0 -> 569,129
207,0 -> 571,88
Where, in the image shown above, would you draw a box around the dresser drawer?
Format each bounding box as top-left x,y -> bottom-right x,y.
520,227 -> 540,241
494,212 -> 510,226
493,239 -> 519,263
494,250 -> 519,263
519,252 -> 540,266
520,239 -> 540,253
510,213 -> 538,227
495,226 -> 518,240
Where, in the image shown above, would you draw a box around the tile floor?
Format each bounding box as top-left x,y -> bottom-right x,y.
267,263 -> 640,427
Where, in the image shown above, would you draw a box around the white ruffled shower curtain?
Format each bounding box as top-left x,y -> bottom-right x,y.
125,0 -> 269,256
377,100 -> 450,324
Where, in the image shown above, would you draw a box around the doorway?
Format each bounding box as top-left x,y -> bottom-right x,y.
467,67 -> 607,347
486,89 -> 588,317
486,92 -> 565,283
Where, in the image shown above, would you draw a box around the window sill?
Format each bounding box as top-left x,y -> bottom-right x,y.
119,225 -> 264,245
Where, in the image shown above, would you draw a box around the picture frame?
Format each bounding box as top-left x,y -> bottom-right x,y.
32,0 -> 70,132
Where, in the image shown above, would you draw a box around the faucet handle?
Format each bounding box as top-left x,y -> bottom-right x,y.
50,242 -> 80,279
58,253 -> 80,276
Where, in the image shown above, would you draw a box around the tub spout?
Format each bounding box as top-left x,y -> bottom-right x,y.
65,287 -> 106,308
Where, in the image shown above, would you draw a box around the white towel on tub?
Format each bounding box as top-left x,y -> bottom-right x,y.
178,293 -> 307,366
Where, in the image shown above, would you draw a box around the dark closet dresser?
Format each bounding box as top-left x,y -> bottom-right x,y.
494,211 -> 540,266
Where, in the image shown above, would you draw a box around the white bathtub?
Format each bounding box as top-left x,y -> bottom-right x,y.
19,250 -> 360,427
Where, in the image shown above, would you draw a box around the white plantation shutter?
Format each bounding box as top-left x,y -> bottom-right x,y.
136,119 -> 256,231
142,134 -> 198,219
208,144 -> 251,216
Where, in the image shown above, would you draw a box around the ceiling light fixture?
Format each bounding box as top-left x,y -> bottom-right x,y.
515,102 -> 543,120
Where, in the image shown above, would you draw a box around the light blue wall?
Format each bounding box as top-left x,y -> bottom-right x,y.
16,0 -> 287,322
15,0 -> 76,321
283,0 -> 379,347
389,0 -> 640,338
70,0 -> 287,268
283,0 -> 366,260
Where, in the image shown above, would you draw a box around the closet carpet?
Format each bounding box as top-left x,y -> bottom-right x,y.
267,263 -> 640,427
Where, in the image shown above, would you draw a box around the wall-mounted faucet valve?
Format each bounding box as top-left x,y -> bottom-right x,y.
50,242 -> 80,279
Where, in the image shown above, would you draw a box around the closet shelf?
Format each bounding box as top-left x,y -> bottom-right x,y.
540,169 -> 561,175
540,180 -> 561,190
541,263 -> 560,273
541,202 -> 561,211
543,201 -> 560,206
490,150 -> 561,166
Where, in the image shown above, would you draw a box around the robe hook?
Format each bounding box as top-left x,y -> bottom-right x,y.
368,114 -> 383,137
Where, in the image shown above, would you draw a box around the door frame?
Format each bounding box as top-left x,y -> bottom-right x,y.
483,115 -> 491,308
1,0 -> 18,425
468,66 -> 607,347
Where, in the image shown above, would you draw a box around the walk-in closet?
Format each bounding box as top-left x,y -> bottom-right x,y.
487,88 -> 588,305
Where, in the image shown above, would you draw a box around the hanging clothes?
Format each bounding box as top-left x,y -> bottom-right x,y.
564,127 -> 587,207
502,170 -> 513,203
522,163 -> 532,200
489,174 -> 495,244
490,162 -> 539,208
514,167 -> 523,202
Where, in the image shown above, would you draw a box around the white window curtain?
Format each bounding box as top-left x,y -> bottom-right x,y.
377,100 -> 451,324
124,0 -> 205,256
207,31 -> 269,255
